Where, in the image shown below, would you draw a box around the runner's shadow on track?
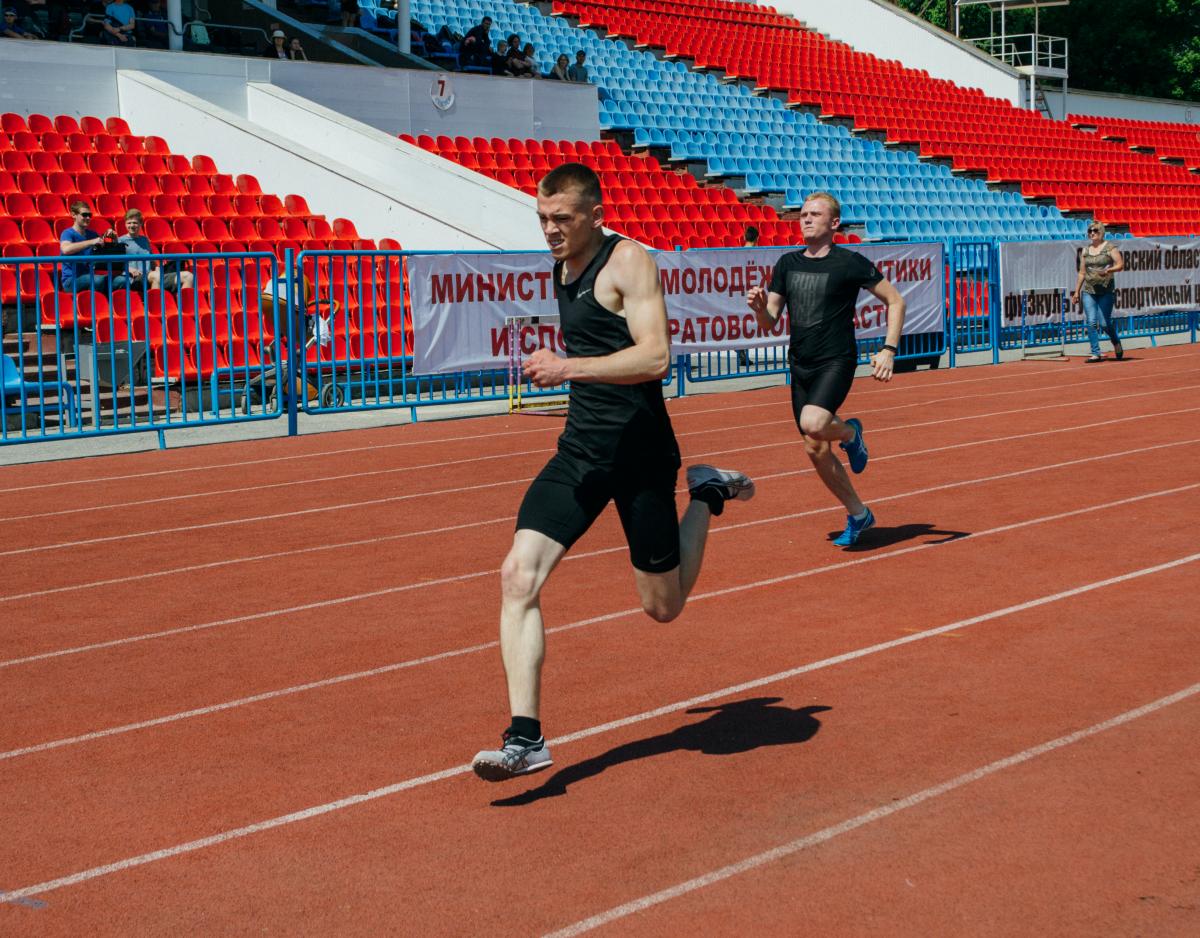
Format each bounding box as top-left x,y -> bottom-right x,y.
490,698 -> 830,808
831,522 -> 970,552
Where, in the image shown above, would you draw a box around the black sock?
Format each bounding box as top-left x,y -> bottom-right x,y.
691,488 -> 725,516
508,716 -> 541,741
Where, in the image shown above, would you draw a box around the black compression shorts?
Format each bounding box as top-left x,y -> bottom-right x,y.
789,356 -> 857,431
516,449 -> 681,573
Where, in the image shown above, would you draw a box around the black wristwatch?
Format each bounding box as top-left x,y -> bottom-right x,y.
881,344 -> 898,354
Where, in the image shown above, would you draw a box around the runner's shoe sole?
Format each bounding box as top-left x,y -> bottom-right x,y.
471,736 -> 553,782
686,465 -> 756,503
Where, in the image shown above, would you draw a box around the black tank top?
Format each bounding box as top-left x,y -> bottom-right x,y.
553,234 -> 679,470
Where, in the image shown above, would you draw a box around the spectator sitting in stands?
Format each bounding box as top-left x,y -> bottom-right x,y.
409,17 -> 430,55
60,202 -> 128,293
138,0 -> 169,47
498,32 -> 519,73
547,53 -> 570,80
2,7 -> 35,37
289,37 -> 306,60
118,208 -> 194,292
102,0 -> 136,44
264,28 -> 288,59
459,14 -> 491,69
507,41 -> 536,78
567,49 -> 588,82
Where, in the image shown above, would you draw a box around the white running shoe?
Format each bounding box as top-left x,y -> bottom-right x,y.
472,733 -> 553,782
687,464 -> 756,509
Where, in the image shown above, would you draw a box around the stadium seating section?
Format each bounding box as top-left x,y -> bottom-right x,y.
412,0 -> 1088,241
542,0 -> 1195,237
0,111 -> 401,384
400,133 -> 858,249
1070,114 -> 1200,173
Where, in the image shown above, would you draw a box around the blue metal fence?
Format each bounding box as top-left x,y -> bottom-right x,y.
3,243 -> 1197,448
1,251 -> 283,445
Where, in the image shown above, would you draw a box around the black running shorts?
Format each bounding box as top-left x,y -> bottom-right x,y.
789,356 -> 857,430
516,449 -> 681,573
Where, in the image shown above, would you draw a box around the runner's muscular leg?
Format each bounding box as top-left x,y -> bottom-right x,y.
800,405 -> 866,515
798,403 -> 855,444
632,498 -> 711,623
500,528 -> 568,720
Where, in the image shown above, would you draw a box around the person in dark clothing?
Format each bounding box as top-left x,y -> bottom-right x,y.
459,14 -> 491,68
747,192 -> 906,547
470,163 -> 754,783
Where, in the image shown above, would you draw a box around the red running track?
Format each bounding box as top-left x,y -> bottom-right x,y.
1,346 -> 1198,935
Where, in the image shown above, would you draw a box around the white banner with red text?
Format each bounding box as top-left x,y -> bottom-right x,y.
998,238 -> 1200,326
408,243 -> 944,374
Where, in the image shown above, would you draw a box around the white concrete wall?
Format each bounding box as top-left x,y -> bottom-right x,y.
268,62 -> 600,140
0,41 -> 600,141
773,0 -> 1021,105
1068,90 -> 1200,125
115,71 -> 537,250
245,82 -> 543,248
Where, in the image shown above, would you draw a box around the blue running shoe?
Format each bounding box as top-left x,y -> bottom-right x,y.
833,507 -> 875,547
840,417 -> 868,474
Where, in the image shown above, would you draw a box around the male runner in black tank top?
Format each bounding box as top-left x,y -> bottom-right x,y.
747,192 -> 906,548
472,163 -> 755,782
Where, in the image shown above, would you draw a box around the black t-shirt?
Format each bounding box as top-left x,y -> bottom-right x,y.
768,245 -> 883,363
553,234 -> 679,472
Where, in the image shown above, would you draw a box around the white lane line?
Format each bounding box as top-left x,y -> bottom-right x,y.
0,475 -> 534,559
3,429 -> 1197,670
6,366 -> 1183,525
4,473 -> 1197,759
1,551 -> 1195,905
3,383 -> 1196,559
544,678 -> 1200,937
3,404 -> 1197,607
2,348 -> 1193,496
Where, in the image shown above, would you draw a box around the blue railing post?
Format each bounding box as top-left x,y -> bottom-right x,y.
947,240 -> 957,369
675,354 -> 686,398
284,249 -> 298,437
989,242 -> 1001,364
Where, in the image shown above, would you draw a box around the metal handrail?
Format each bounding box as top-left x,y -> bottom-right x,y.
964,32 -> 1067,70
67,12 -> 270,46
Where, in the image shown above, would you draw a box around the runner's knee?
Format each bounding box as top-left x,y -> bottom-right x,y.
642,596 -> 683,623
804,436 -> 831,459
500,550 -> 542,605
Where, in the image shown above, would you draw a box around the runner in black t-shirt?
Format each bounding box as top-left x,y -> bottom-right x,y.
747,192 -> 906,548
472,163 -> 755,782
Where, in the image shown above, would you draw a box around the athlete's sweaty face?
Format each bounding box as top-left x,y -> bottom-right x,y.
799,198 -> 839,243
537,187 -> 602,261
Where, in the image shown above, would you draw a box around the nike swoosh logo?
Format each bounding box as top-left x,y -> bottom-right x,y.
647,553 -> 675,567
577,288 -> 592,297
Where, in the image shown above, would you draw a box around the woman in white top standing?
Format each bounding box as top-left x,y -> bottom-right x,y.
1070,220 -> 1125,363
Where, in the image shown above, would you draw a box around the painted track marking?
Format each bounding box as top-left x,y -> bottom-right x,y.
544,680 -> 1200,936
1,348 -> 1193,496
3,474 -> 1197,759
1,551 -> 1196,905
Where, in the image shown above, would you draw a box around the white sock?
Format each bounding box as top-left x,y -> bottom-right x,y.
851,508 -> 869,521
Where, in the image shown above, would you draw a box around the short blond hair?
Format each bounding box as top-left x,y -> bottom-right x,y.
803,191 -> 842,219
1087,219 -> 1106,237
124,208 -> 143,222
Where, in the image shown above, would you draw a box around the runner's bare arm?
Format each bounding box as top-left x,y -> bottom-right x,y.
523,242 -> 671,387
867,278 -> 906,382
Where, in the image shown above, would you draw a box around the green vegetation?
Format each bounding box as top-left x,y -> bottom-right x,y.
888,0 -> 1200,102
